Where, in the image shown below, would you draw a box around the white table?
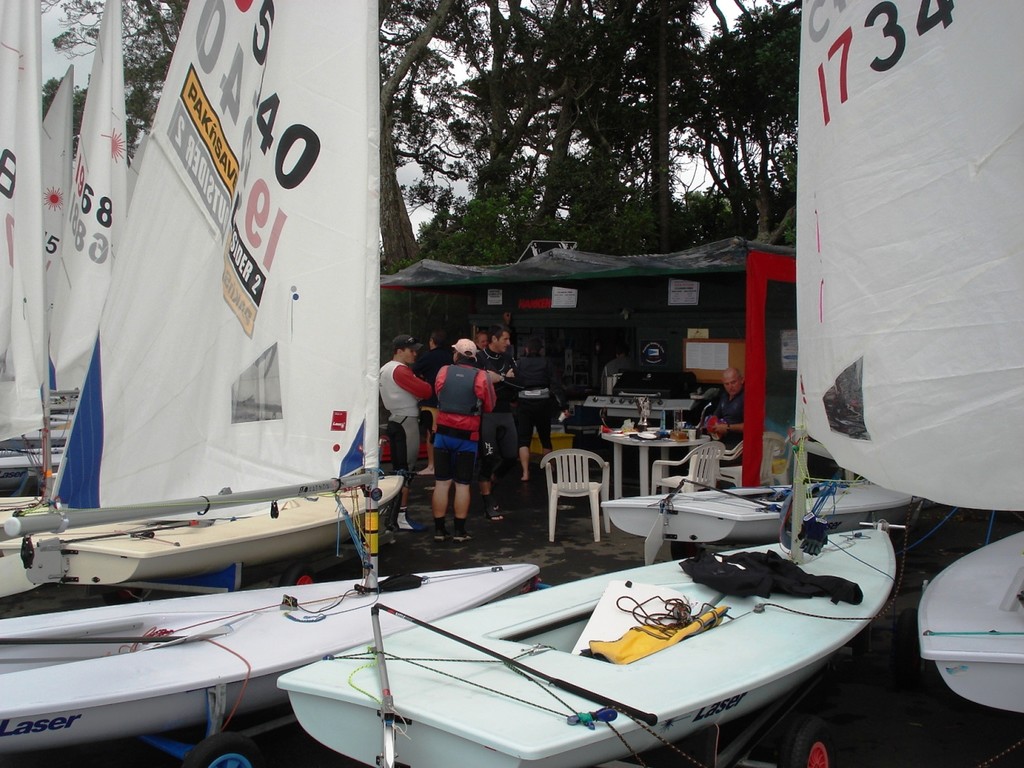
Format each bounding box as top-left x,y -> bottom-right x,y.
600,431 -> 709,498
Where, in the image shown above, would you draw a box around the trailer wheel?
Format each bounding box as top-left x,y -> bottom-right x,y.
101,587 -> 146,605
279,562 -> 316,587
182,732 -> 266,768
892,606 -> 922,689
669,541 -> 702,560
779,714 -> 835,768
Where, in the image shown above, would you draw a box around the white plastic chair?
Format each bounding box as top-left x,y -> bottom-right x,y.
540,449 -> 610,543
651,441 -> 726,493
718,431 -> 789,486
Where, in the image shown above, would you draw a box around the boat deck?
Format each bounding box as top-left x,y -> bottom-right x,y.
0,468 -> 1021,767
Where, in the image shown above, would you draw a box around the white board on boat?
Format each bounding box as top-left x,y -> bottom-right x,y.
570,579 -> 700,655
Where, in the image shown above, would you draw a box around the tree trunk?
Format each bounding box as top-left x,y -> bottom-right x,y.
656,0 -> 671,252
380,110 -> 419,273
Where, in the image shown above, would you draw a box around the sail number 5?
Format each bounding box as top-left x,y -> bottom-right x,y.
812,0 -> 954,126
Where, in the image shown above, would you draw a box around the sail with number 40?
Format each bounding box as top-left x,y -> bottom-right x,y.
57,0 -> 381,508
0,2 -> 46,441
795,1 -> 1024,510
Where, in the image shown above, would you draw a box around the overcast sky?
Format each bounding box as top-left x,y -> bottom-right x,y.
41,6 -> 89,88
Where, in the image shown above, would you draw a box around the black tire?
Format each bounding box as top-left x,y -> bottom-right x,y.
778,714 -> 835,768
101,587 -> 146,605
892,606 -> 923,689
849,625 -> 871,657
182,732 -> 266,768
669,541 -> 702,560
279,562 -> 316,587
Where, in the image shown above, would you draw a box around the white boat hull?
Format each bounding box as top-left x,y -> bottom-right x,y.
0,476 -> 403,587
603,482 -> 911,563
0,562 -> 538,753
919,531 -> 1024,713
281,530 -> 896,768
0,447 -> 63,492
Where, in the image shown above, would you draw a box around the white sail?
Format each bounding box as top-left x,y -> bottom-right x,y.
49,0 -> 127,393
56,0 -> 380,509
0,2 -> 46,440
41,65 -> 75,336
796,3 -> 1024,509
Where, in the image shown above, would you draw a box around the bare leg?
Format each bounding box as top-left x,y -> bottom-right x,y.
423,435 -> 435,472
432,480 -> 451,519
518,445 -> 530,481
452,483 -> 472,520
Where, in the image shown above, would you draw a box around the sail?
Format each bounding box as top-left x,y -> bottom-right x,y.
49,0 -> 127,393
796,4 -> 1024,509
41,65 -> 75,345
57,0 -> 381,508
0,2 -> 46,440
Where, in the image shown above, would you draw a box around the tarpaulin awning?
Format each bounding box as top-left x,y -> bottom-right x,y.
382,237 -> 794,289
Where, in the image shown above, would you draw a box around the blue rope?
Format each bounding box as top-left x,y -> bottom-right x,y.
900,506 -> 959,553
985,510 -> 997,546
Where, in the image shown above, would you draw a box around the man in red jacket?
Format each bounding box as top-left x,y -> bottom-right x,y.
380,334 -> 433,531
431,339 -> 496,543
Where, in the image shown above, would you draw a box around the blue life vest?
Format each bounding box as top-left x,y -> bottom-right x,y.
438,364 -> 482,415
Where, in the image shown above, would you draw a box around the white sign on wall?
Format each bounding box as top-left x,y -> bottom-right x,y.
668,279 -> 699,306
551,286 -> 578,308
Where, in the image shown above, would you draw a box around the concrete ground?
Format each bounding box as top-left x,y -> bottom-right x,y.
1,458 -> 1022,767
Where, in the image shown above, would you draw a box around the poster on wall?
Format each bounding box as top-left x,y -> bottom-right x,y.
487,288 -> 503,306
551,286 -> 578,308
780,329 -> 798,371
668,278 -> 699,306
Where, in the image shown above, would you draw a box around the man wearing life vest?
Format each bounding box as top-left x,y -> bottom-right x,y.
380,334 -> 433,531
431,339 -> 496,543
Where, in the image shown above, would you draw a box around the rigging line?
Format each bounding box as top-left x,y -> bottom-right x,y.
373,603 -> 659,726
168,588 -> 362,634
344,650 -> 571,719
924,630 -> 1024,637
900,505 -> 958,553
203,637 -> 253,732
754,602 -> 877,622
420,566 -> 532,583
58,521 -> 214,544
826,532 -> 897,582
666,479 -> 781,509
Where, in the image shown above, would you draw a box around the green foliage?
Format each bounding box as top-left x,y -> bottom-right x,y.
46,0 -> 798,262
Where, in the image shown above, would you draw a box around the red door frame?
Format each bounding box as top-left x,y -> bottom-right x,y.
743,250 -> 796,486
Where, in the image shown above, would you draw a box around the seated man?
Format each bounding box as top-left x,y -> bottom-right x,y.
708,367 -> 744,449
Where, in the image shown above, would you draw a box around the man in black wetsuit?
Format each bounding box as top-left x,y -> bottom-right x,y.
475,324 -> 518,521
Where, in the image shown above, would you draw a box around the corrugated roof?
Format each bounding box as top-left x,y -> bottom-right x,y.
382,237 -> 794,288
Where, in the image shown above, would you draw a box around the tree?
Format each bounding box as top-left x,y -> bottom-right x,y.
44,0 -> 185,152
686,2 -> 800,244
44,0 -> 800,265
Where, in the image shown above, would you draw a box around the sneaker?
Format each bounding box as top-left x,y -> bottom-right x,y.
396,514 -> 428,532
452,532 -> 472,543
433,531 -> 450,543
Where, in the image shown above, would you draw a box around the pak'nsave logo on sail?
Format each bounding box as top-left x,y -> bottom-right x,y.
166,65 -> 239,232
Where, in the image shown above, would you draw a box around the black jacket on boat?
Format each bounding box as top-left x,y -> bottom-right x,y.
680,549 -> 863,605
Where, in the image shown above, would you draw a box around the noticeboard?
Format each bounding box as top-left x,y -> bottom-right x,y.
683,338 -> 746,384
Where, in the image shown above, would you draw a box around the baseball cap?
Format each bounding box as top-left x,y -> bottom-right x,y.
452,338 -> 478,359
393,334 -> 421,351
